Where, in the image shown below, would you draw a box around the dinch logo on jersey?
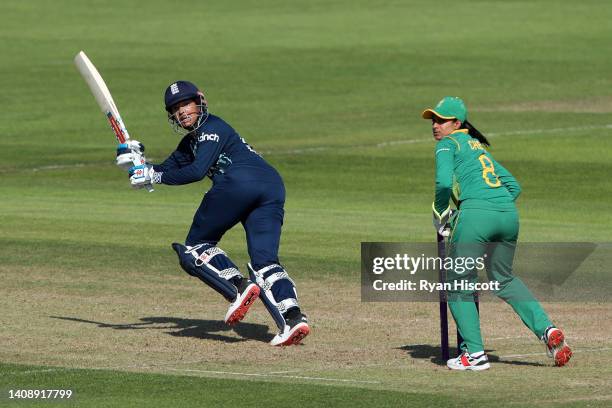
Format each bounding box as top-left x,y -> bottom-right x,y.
198,133 -> 219,142
170,83 -> 179,95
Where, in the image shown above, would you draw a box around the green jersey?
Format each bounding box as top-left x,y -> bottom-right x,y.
434,129 -> 521,214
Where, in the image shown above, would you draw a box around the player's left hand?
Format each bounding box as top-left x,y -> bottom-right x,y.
128,164 -> 157,189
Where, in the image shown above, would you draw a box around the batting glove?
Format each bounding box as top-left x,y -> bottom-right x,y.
128,164 -> 161,189
116,140 -> 145,170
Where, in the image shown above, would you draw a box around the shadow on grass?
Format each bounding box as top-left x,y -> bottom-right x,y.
50,315 -> 274,343
397,344 -> 548,367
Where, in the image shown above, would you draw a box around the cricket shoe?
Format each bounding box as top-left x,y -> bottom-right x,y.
543,326 -> 572,367
224,279 -> 260,325
270,313 -> 310,346
447,351 -> 490,371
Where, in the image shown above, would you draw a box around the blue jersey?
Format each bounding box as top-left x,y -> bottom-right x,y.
153,114 -> 279,185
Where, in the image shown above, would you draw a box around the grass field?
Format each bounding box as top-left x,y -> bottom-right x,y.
1,0 -> 611,406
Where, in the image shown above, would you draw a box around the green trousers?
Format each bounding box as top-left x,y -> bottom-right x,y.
447,208 -> 553,354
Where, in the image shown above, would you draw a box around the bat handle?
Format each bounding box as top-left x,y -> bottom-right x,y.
145,184 -> 154,193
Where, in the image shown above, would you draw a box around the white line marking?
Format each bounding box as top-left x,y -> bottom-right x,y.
5,368 -> 69,375
165,368 -> 380,384
31,164 -> 87,172
5,364 -> 380,385
500,347 -> 612,359
489,124 -> 612,137
0,163 -> 92,174
261,123 -> 612,155
486,336 -> 528,341
3,123 -> 611,175
266,370 -> 303,374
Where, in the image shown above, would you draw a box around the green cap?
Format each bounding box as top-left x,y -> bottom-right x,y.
422,96 -> 467,123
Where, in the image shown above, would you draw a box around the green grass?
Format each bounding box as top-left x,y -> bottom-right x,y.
2,362 -> 447,408
1,0 -> 611,406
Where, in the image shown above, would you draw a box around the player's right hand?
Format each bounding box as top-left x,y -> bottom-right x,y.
128,164 -> 155,189
116,140 -> 145,170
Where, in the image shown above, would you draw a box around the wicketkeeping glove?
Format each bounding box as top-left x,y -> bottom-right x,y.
432,203 -> 454,237
116,140 -> 145,170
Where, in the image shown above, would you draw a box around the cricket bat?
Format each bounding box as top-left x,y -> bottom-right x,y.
73,50 -> 153,192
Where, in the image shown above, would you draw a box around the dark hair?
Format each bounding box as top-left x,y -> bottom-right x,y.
462,120 -> 490,147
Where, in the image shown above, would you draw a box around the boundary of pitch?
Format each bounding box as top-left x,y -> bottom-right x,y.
6,346 -> 612,380
4,364 -> 380,385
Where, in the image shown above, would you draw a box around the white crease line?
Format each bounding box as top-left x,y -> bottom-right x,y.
6,364 -> 380,384
4,360 -> 206,376
164,368 -> 380,384
486,336 -> 528,341
105,359 -> 212,370
500,347 -> 612,359
266,370 -> 303,374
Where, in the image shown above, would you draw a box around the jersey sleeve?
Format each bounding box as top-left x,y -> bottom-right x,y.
152,150 -> 189,173
159,137 -> 225,185
492,158 -> 521,201
434,138 -> 457,215
151,135 -> 193,173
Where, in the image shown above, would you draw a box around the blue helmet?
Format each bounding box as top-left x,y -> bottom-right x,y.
164,80 -> 209,132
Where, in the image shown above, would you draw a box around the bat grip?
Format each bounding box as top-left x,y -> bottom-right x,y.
145,184 -> 154,193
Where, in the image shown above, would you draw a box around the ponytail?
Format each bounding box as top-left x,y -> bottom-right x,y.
463,120 -> 490,147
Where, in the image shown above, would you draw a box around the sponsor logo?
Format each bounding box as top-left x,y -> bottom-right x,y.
195,253 -> 212,266
468,140 -> 484,150
198,133 -> 220,142
152,171 -> 162,184
170,83 -> 179,95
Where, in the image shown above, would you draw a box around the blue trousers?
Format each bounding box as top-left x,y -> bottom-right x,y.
185,174 -> 285,269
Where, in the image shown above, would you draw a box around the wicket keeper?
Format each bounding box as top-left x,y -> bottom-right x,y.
425,96 -> 572,370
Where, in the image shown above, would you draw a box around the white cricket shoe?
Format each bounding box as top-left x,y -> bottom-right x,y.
543,326 -> 572,367
447,351 -> 490,371
270,313 -> 310,346
224,280 -> 260,325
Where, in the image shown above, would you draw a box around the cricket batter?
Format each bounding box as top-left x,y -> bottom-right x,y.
425,96 -> 572,370
117,81 -> 309,346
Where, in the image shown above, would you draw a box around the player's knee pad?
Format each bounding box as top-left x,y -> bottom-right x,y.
247,263 -> 298,330
172,242 -> 241,302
